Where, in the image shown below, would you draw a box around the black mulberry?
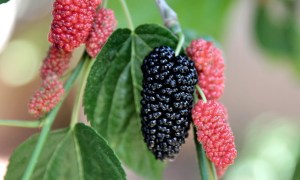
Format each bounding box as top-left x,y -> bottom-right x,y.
141,46 -> 198,160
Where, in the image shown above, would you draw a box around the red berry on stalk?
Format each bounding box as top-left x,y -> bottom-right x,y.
86,8 -> 117,58
48,0 -> 102,52
186,39 -> 225,100
28,75 -> 64,118
40,45 -> 72,79
192,100 -> 237,174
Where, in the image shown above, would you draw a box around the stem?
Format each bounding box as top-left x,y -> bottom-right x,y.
22,59 -> 85,180
193,127 -> 217,180
175,32 -> 184,56
119,0 -> 134,30
196,85 -> 207,103
155,0 -> 185,56
102,0 -> 108,8
155,0 -> 182,34
0,120 -> 42,128
70,54 -> 93,128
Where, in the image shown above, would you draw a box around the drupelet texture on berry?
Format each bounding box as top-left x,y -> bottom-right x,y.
141,46 -> 198,160
186,39 -> 225,100
28,75 -> 64,118
48,0 -> 101,52
192,100 -> 237,173
40,45 -> 72,79
86,8 -> 117,58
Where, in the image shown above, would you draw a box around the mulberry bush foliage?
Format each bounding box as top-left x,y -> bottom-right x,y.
1,0 -> 238,180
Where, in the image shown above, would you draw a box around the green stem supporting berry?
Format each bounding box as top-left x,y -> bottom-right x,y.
70,52 -> 93,129
196,85 -> 208,103
22,58 -> 87,180
193,127 -> 217,180
175,32 -> 185,56
156,0 -> 184,56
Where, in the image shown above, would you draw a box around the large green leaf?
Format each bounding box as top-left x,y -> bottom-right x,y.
84,24 -> 177,179
5,123 -> 126,180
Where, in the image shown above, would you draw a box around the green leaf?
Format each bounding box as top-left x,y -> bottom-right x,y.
5,123 -> 126,180
0,0 -> 10,4
84,24 -> 178,179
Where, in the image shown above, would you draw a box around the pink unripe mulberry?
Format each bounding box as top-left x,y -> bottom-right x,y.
86,8 -> 117,58
192,100 -> 237,173
40,45 -> 72,79
186,39 -> 225,100
28,75 -> 64,118
48,0 -> 102,52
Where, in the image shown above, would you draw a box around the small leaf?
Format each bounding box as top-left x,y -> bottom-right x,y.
0,0 -> 10,4
84,24 -> 178,179
5,123 -> 126,180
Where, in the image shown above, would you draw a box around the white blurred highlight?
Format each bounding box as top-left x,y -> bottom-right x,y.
0,158 -> 8,179
0,0 -> 16,53
0,40 -> 41,86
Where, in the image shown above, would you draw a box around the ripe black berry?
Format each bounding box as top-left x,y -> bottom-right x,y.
141,46 -> 198,160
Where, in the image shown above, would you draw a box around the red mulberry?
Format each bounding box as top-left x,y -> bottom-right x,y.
86,8 -> 117,58
186,39 -> 225,100
192,100 -> 237,173
28,75 -> 64,118
48,0 -> 101,52
40,45 -> 72,79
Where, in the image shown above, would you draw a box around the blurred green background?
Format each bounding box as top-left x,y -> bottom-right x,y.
0,0 -> 300,179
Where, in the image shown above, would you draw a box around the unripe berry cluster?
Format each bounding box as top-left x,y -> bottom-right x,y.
28,75 -> 64,118
186,39 -> 225,100
49,0 -> 102,52
187,39 -> 236,177
86,8 -> 117,58
40,45 -> 72,79
29,0 -> 117,117
192,100 -> 237,173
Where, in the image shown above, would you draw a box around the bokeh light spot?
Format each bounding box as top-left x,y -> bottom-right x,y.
0,39 -> 41,86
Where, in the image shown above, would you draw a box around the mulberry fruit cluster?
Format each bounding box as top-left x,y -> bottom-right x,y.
86,8 -> 117,58
28,75 -> 64,118
192,100 -> 237,172
29,0 -> 118,117
186,39 -> 225,100
49,0 -> 102,52
141,46 -> 198,160
188,39 -> 236,177
40,45 -> 72,79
